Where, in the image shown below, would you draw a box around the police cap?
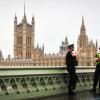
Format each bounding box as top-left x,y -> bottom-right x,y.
67,44 -> 74,49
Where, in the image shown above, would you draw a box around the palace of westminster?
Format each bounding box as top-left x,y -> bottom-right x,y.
0,7 -> 98,66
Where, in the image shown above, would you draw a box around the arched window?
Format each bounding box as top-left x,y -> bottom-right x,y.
17,37 -> 23,44
26,37 -> 31,44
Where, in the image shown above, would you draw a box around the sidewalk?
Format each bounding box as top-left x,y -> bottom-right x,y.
32,90 -> 100,100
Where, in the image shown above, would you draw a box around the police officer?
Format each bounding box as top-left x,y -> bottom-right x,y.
91,47 -> 100,94
65,44 -> 78,95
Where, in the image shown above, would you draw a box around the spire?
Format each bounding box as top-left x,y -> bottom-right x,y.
31,13 -> 35,32
80,16 -> 86,35
81,16 -> 85,28
82,16 -> 84,26
32,14 -> 35,24
24,0 -> 26,17
14,14 -> 17,31
37,43 -> 39,48
65,35 -> 69,45
0,50 -> 2,60
96,40 -> 98,49
14,14 -> 17,23
90,39 -> 93,46
22,0 -> 27,23
42,44 -> 44,51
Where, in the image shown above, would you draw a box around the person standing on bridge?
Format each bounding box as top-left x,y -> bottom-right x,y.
65,44 -> 78,95
91,47 -> 100,94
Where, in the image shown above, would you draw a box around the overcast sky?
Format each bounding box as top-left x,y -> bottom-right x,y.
0,0 -> 100,58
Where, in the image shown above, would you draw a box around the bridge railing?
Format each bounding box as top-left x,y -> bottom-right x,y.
0,66 -> 95,100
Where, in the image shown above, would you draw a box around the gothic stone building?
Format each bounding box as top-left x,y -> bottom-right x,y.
0,9 -> 65,66
0,9 -> 98,66
77,17 -> 98,66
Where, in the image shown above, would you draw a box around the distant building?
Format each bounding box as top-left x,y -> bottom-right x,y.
0,6 -> 65,66
0,7 -> 98,66
77,16 -> 97,66
59,36 -> 69,56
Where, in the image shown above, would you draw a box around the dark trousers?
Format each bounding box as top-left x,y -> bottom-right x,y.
67,67 -> 77,92
93,64 -> 100,90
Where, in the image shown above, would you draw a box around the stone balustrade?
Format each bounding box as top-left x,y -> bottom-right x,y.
0,66 -> 95,100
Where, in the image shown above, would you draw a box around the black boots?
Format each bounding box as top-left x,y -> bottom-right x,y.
68,88 -> 76,95
90,88 -> 96,95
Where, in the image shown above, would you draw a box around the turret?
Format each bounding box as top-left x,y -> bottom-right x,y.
14,14 -> 17,31
31,14 -> 35,32
65,35 -> 69,45
90,39 -> 93,48
37,43 -> 39,49
42,44 -> 44,51
0,50 -> 2,60
80,16 -> 86,35
14,14 -> 17,24
59,35 -> 69,55
96,40 -> 98,50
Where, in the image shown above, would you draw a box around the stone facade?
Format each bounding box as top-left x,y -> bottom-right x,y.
14,12 -> 35,59
0,9 -> 98,66
0,8 -> 65,66
77,17 -> 98,66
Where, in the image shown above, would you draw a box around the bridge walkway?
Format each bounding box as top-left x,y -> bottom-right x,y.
27,90 -> 100,100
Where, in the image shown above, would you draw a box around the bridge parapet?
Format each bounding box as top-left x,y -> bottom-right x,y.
0,66 -> 95,100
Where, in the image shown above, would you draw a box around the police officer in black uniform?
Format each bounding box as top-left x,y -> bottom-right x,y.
65,44 -> 78,95
91,47 -> 100,94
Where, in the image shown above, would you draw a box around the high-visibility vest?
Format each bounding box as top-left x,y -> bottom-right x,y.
96,53 -> 100,58
96,53 -> 100,64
